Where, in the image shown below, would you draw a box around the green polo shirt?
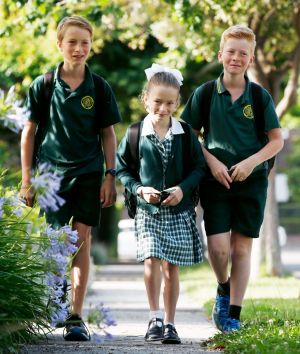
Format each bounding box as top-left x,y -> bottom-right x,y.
26,63 -> 121,176
181,74 -> 280,169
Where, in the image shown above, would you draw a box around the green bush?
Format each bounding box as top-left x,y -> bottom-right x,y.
0,170 -> 77,352
204,299 -> 300,354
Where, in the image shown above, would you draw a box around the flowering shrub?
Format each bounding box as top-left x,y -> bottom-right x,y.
88,302 -> 117,342
0,86 -> 28,133
0,87 -> 76,349
0,169 -> 78,351
30,163 -> 65,212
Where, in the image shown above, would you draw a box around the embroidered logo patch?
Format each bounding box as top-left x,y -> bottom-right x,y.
81,96 -> 94,109
243,104 -> 254,119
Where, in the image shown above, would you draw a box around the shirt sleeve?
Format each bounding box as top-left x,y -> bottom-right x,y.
98,80 -> 122,128
25,75 -> 44,124
181,86 -> 204,131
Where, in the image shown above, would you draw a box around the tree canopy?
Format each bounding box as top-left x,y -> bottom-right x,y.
1,0 -> 299,120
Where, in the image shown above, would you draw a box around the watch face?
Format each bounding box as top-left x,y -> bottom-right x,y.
106,169 -> 116,176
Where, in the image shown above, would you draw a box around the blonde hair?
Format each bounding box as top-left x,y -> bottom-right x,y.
140,72 -> 181,106
220,25 -> 256,54
57,16 -> 93,42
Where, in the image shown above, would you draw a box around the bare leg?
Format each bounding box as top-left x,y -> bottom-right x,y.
230,232 -> 253,306
162,261 -> 179,324
207,232 -> 231,283
71,221 -> 91,316
144,257 -> 162,311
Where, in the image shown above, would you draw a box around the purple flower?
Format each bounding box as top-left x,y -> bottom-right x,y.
0,86 -> 29,133
31,164 -> 65,212
42,224 -> 78,327
88,302 -> 117,342
0,197 -> 5,219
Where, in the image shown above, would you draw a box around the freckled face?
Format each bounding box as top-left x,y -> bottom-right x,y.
218,38 -> 254,75
144,85 -> 179,120
58,26 -> 92,67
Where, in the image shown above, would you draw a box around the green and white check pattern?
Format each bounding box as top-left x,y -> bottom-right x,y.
135,131 -> 203,265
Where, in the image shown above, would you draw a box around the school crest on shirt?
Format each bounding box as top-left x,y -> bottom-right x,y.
81,96 -> 94,109
243,104 -> 254,119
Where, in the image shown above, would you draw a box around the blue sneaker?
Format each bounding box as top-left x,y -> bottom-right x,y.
212,294 -> 230,331
222,318 -> 241,333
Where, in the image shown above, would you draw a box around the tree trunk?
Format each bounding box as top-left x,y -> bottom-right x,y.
262,168 -> 283,276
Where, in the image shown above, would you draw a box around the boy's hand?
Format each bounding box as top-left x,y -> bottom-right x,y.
161,186 -> 183,206
208,158 -> 232,189
139,187 -> 161,204
230,156 -> 258,182
100,176 -> 117,208
20,185 -> 35,207
202,146 -> 232,189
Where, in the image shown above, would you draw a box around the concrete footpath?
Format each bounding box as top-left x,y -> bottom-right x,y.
23,236 -> 300,353
23,264 -> 220,354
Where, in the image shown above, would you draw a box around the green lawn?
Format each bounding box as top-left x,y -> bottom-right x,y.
180,262 -> 300,354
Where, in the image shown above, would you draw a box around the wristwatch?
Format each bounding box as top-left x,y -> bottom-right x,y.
105,168 -> 117,177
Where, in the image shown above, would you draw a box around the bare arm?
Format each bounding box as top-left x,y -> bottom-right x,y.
20,120 -> 37,206
100,125 -> 117,208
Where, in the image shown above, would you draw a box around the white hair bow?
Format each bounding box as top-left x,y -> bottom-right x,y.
144,63 -> 183,86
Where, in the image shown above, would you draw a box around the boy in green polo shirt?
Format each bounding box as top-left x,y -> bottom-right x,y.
20,16 -> 121,341
182,25 -> 283,333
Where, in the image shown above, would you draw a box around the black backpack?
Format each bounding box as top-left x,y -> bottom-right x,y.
123,120 -> 199,218
200,80 -> 275,174
32,71 -> 106,168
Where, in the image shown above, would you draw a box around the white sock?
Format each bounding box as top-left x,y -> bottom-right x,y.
149,310 -> 163,320
165,322 -> 175,327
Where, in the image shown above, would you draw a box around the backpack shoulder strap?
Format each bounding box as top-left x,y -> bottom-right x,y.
200,80 -> 215,140
251,81 -> 275,173
251,82 -> 265,141
41,71 -> 54,126
179,121 -> 192,173
92,73 -> 106,131
128,121 -> 142,174
32,71 -> 54,168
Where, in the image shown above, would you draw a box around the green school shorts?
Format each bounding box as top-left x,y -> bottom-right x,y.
44,172 -> 102,228
200,170 -> 268,238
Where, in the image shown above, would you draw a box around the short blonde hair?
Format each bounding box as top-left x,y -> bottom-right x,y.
220,25 -> 256,54
57,16 -> 93,42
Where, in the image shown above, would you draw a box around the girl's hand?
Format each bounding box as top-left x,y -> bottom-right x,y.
230,156 -> 258,182
161,186 -> 183,206
140,186 -> 161,204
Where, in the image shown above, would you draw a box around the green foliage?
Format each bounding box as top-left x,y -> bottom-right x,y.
181,263 -> 300,354
204,299 -> 300,354
0,175 -> 51,351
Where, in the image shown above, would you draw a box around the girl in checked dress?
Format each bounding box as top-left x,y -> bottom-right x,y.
117,63 -> 206,344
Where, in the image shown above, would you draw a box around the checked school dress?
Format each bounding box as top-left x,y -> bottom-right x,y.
135,130 -> 203,266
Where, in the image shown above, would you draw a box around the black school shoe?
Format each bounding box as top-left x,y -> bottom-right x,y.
63,314 -> 90,341
161,324 -> 181,344
144,318 -> 164,341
